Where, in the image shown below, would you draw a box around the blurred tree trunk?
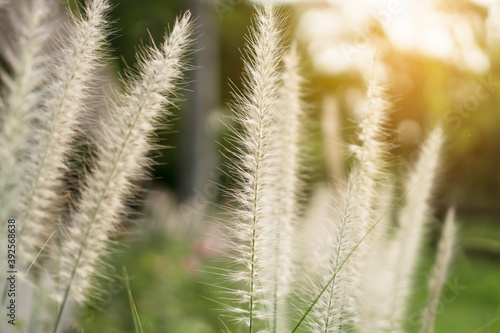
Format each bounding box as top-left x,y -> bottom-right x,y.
179,0 -> 220,202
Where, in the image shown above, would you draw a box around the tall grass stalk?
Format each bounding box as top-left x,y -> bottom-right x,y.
222,3 -> 285,331
384,127 -> 445,331
0,1 -> 53,311
306,80 -> 390,332
0,0 -> 50,259
52,11 -> 193,331
307,171 -> 359,332
291,178 -> 414,333
19,0 -> 111,270
346,81 -> 391,320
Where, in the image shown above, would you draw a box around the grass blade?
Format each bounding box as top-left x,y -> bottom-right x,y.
123,266 -> 144,333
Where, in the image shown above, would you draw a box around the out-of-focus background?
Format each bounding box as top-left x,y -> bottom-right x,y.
60,0 -> 500,332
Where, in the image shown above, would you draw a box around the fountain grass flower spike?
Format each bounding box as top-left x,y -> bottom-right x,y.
52,10 -> 193,331
219,2 -> 296,332
19,0 -> 111,271
305,80 -> 391,333
0,0 -> 52,271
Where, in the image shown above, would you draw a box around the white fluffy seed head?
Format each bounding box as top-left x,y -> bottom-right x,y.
307,171 -> 360,332
305,80 -> 392,332
55,11 -> 193,305
350,80 -> 391,220
380,126 -> 445,331
220,3 -> 285,329
0,0 -> 50,204
344,81 -> 392,272
19,0 -> 111,270
346,81 -> 392,324
0,0 -> 52,274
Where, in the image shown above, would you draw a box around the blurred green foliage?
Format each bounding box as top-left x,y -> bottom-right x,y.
80,233 -> 226,332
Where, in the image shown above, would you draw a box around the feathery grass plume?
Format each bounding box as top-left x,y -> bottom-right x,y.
221,3 -> 284,331
350,80 -> 390,231
293,81 -> 389,332
383,126 -> 444,331
340,82 -> 391,287
306,170 -> 359,333
294,81 -> 390,333
420,209 -> 457,333
0,0 -> 51,268
53,11 -> 193,326
268,44 -> 304,332
19,0 -> 111,270
344,80 -> 391,322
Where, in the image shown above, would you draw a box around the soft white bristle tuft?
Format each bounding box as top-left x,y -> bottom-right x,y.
19,0 -> 111,270
220,3 -> 285,330
55,11 -> 193,306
